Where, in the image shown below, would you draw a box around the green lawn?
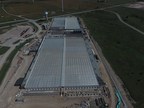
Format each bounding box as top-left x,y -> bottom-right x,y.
109,6 -> 144,32
0,27 -> 11,34
0,46 -> 10,55
81,10 -> 144,108
0,38 -> 33,84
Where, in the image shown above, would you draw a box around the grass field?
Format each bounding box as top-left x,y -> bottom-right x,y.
0,38 -> 33,84
109,6 -> 144,32
81,10 -> 144,108
0,8 -> 20,22
0,46 -> 10,55
0,0 -> 136,20
1,0 -> 100,19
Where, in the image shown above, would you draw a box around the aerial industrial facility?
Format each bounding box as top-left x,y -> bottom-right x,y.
50,16 -> 82,33
22,16 -> 103,97
1,0 -> 139,107
51,17 -> 80,30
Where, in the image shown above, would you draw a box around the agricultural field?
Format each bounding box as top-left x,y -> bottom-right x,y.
109,6 -> 144,32
1,0 -> 99,19
0,0 -> 136,20
81,10 -> 144,108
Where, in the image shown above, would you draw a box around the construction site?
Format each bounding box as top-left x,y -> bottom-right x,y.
21,16 -> 104,97
1,0 -> 143,107
0,16 -> 114,108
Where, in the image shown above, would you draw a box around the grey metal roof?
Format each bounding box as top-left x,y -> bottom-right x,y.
24,37 -> 99,89
51,17 -> 65,29
64,38 -> 98,86
51,17 -> 81,30
25,38 -> 63,88
65,17 -> 81,30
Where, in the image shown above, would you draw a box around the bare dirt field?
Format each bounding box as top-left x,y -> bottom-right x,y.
0,46 -> 36,108
0,22 -> 39,108
126,2 -> 144,10
0,25 -> 34,46
12,96 -> 89,108
2,0 -> 102,19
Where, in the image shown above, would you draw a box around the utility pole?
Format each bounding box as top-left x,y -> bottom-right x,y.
45,11 -> 48,21
32,0 -> 34,3
62,0 -> 64,12
45,11 -> 48,30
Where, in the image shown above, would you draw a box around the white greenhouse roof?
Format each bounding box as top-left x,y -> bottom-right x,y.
65,17 -> 80,30
51,17 -> 65,29
24,37 -> 99,89
51,17 -> 81,30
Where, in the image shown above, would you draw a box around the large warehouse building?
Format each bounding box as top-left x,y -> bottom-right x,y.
22,16 -> 103,97
50,16 -> 82,33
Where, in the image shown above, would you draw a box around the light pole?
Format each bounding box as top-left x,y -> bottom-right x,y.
45,11 -> 48,21
45,11 -> 48,30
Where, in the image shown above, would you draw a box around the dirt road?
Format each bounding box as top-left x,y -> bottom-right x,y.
80,18 -> 117,108
0,51 -> 34,108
